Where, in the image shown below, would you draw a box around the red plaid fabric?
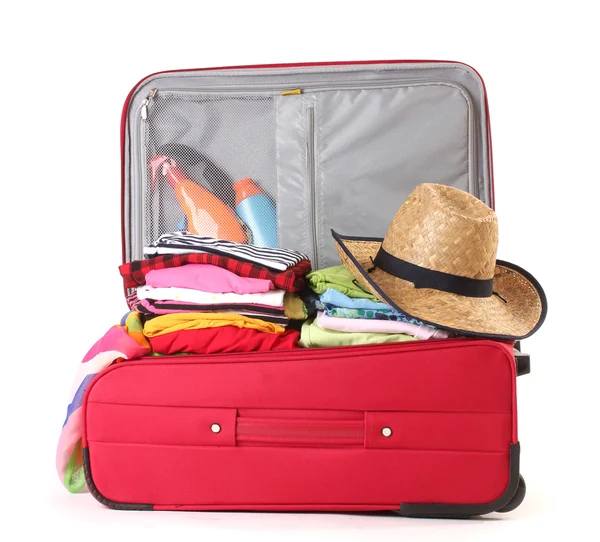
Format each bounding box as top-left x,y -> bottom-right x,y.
119,253 -> 312,293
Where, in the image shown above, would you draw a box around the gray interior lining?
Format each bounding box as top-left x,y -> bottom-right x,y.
123,62 -> 490,265
315,84 -> 473,267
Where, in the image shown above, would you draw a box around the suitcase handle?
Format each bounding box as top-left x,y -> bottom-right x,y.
514,341 -> 530,376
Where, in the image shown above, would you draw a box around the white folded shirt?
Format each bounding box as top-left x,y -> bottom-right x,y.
136,285 -> 286,307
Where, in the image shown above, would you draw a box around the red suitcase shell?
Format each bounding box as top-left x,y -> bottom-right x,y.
83,339 -> 524,515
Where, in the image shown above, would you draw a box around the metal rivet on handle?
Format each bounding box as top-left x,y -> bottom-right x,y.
211,423 -> 221,434
381,427 -> 392,437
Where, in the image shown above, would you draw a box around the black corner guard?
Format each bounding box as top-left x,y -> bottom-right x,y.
83,447 -> 153,511
396,443 -> 521,518
514,342 -> 530,376
515,351 -> 531,376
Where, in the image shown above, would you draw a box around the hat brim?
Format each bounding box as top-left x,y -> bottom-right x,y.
332,231 -> 547,340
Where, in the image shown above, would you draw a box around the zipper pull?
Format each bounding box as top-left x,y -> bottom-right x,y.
140,88 -> 158,120
281,88 -> 302,96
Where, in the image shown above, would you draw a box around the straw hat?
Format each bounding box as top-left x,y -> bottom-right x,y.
332,184 -> 547,339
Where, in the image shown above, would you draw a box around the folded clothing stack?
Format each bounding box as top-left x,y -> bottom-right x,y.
300,266 -> 450,348
119,232 -> 312,355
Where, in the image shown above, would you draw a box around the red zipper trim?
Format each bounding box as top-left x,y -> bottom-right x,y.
120,59 -> 493,270
105,337 -> 515,367
237,417 -> 364,447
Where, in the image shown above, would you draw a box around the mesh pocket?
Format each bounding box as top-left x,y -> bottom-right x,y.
144,93 -> 278,248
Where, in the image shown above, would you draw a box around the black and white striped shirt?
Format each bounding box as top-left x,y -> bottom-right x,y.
144,232 -> 309,272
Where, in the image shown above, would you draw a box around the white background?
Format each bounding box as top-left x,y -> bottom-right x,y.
2,1 -> 598,540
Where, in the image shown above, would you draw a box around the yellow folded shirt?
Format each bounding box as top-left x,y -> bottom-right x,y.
143,312 -> 286,338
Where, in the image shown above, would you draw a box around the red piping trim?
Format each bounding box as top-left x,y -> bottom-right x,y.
120,59 -> 495,267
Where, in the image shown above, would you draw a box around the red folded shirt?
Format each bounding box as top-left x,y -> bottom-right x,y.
120,253 -> 311,293
149,326 -> 300,356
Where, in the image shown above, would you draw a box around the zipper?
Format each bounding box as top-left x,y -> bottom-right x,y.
236,417 -> 364,447
306,106 -> 319,268
138,79 -> 449,108
118,337 -> 474,366
140,88 -> 157,120
135,88 -> 158,252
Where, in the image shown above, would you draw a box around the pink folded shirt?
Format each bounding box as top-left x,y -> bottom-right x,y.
145,264 -> 273,294
315,311 -> 449,340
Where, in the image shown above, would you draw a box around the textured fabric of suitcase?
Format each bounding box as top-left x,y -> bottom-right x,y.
82,339 -> 518,513
83,60 -> 524,516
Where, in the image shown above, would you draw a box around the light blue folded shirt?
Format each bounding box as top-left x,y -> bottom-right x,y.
319,288 -> 392,310
318,288 -> 430,327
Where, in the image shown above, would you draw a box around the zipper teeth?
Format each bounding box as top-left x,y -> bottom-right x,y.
306,107 -> 319,269
152,79 -> 438,96
470,110 -> 479,199
138,113 -> 147,253
131,338 -> 470,364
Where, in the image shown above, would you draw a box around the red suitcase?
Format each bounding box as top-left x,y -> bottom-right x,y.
81,60 -> 537,516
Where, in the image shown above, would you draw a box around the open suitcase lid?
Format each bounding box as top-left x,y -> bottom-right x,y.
121,61 -> 493,268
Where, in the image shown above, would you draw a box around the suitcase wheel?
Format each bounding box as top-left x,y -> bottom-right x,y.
496,475 -> 526,513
